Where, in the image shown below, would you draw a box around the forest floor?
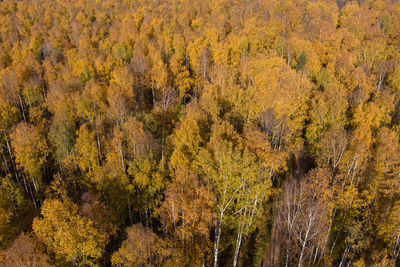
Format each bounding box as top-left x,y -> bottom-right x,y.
261,222 -> 280,267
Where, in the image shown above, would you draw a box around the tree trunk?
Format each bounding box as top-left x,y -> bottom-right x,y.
285,236 -> 291,267
4,133 -> 19,180
298,227 -> 310,267
318,208 -> 336,264
127,193 -> 133,225
233,225 -> 244,267
394,233 -> 400,261
151,85 -> 155,106
213,215 -> 223,267
96,131 -> 102,166
339,244 -> 349,267
18,93 -> 27,122
23,174 -> 37,209
2,153 -> 10,175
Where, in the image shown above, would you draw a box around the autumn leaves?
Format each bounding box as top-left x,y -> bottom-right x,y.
0,0 -> 400,266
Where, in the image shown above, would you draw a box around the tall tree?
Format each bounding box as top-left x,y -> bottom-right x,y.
11,122 -> 49,195
111,224 -> 171,266
33,196 -> 112,265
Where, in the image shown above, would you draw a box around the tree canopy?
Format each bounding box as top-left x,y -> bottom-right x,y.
0,0 -> 400,266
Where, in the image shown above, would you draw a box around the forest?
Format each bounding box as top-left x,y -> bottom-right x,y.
0,0 -> 400,266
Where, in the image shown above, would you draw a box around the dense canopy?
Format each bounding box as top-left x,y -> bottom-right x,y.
0,0 -> 400,266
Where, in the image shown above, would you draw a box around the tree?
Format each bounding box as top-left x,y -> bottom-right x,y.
277,168 -> 332,267
319,125 -> 348,171
0,101 -> 19,134
378,200 -> 400,263
49,113 -> 77,164
33,197 -> 111,265
339,123 -> 372,188
11,122 -> 49,194
306,82 -> 348,151
169,53 -> 194,100
159,169 -> 215,266
195,120 -> 274,267
0,177 -> 25,248
74,123 -> 102,183
295,169 -> 332,267
111,224 -> 171,266
373,127 -> 400,263
107,67 -> 135,126
0,233 -> 50,267
250,55 -> 312,153
277,180 -> 304,267
79,192 -> 117,246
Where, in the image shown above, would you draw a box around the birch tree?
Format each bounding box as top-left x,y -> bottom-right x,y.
195,121 -> 275,267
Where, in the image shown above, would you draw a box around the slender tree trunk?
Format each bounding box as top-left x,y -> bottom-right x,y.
171,204 -> 177,234
161,118 -> 165,168
20,172 -> 29,193
213,214 -> 223,267
118,144 -> 125,169
18,93 -> 27,122
4,133 -> 19,180
394,233 -> 400,262
151,85 -> 155,106
318,208 -> 336,264
96,132 -> 102,166
4,174 -> 17,211
339,244 -> 349,267
298,227 -> 310,267
285,236 -> 291,267
233,225 -> 244,267
127,193 -> 133,225
23,174 -> 37,209
313,246 -> 319,264
2,153 -> 10,175
30,175 -> 38,193
145,208 -> 149,228
327,234 -> 339,264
